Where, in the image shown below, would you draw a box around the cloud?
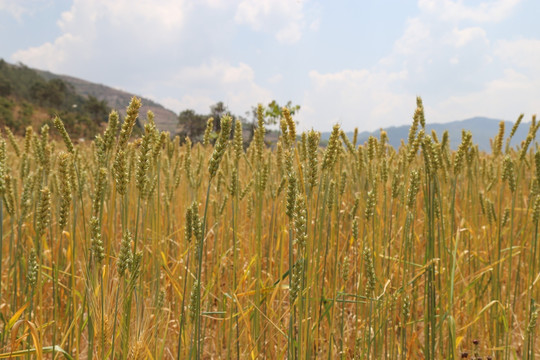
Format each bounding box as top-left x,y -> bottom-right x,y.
52,0 -> 188,46
234,0 -> 309,43
418,0 -> 521,23
12,33 -> 85,73
381,5 -> 495,96
159,95 -> 215,115
300,69 -> 411,131
56,0 -> 187,33
495,38 -> 540,74
9,0 -> 279,124
268,73 -> 283,84
11,0 -> 193,81
155,59 -> 272,116
0,0 -> 49,20
393,18 -> 432,56
7,0 -> 538,133
299,0 -> 532,132
429,69 -> 540,122
449,27 -> 488,47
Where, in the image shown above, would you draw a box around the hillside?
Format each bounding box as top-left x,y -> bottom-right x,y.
325,116 -> 532,152
0,60 -> 111,138
37,69 -> 178,135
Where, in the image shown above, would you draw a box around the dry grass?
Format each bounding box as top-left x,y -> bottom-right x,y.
0,97 -> 537,359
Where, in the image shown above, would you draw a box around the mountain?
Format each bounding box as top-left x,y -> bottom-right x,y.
0,60 -> 113,137
36,69 -> 178,135
0,60 -> 179,137
323,117 -> 532,152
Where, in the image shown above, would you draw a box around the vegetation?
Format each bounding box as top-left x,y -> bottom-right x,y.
177,99 -> 300,145
0,59 -> 111,138
0,96 -> 537,359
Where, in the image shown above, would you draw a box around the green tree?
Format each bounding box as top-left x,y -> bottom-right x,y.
264,100 -> 301,125
84,95 -> 109,122
0,75 -> 11,97
47,79 -> 67,107
177,109 -> 208,142
0,97 -> 14,129
30,78 -> 68,107
246,100 -> 301,141
209,101 -> 228,132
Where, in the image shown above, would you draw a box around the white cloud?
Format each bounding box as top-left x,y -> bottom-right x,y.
309,18 -> 320,31
393,18 -> 431,56
495,38 -> 540,73
268,73 -> 283,84
6,0 -> 538,133
9,0 -> 279,125
449,27 -> 488,47
160,95 -> 215,114
300,69 -> 411,131
55,0 -> 187,40
157,59 -> 272,116
12,33 -> 85,73
98,0 -> 187,32
299,0 -> 530,131
234,0 -> 310,43
418,0 -> 521,23
11,0 -> 191,79
276,22 -> 303,44
0,0 -> 49,20
430,69 -> 539,122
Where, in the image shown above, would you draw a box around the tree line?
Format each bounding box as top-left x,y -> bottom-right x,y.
177,100 -> 300,144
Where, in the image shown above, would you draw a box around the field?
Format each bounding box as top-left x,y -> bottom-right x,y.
0,96 -> 538,359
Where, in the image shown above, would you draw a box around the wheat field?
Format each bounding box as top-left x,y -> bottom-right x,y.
0,96 -> 537,359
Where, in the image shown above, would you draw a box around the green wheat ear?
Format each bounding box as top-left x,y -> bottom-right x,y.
0,139 -> 5,196
53,116 -> 75,153
208,115 -> 232,179
117,231 -> 133,277
363,246 -> 376,296
306,130 -> 320,190
203,117 -> 214,146
27,249 -> 38,287
406,170 -> 420,210
136,124 -> 153,196
58,152 -> 72,230
36,187 -> 51,238
283,107 -> 296,145
118,96 -> 142,150
113,150 -> 128,196
321,124 -> 341,171
90,216 -> 104,264
4,127 -> 20,157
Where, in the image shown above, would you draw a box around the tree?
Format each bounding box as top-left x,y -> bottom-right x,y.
45,79 -> 67,107
0,75 -> 11,97
264,100 -> 301,125
209,101 -> 228,132
246,100 -> 301,141
177,109 -> 208,141
30,78 -> 68,107
83,95 -> 109,122
0,97 -> 15,129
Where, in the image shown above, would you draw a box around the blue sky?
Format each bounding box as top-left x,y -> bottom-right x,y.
1,0 -> 539,132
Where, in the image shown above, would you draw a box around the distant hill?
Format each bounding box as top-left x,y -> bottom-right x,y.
36,69 -> 178,135
0,60 -> 111,137
324,117 -> 533,152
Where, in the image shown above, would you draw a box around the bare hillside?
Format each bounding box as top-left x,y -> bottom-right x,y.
37,70 -> 178,135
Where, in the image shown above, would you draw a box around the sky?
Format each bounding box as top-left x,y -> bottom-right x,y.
1,0 -> 539,132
